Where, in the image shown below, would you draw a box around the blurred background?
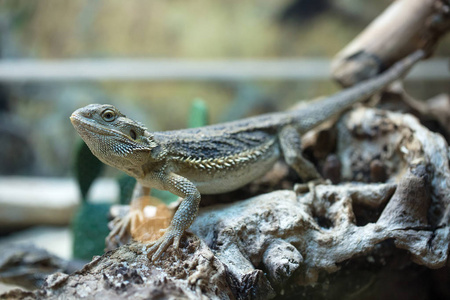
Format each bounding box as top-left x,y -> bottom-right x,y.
0,0 -> 449,287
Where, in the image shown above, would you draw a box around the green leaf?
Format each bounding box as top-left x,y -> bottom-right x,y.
188,98 -> 209,128
72,202 -> 111,260
118,175 -> 136,205
74,141 -> 103,201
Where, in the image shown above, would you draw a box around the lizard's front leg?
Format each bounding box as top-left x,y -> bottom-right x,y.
147,172 -> 201,261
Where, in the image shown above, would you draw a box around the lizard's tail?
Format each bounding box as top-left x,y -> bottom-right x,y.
293,49 -> 426,133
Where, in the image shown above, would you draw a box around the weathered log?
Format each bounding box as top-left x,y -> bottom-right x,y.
331,0 -> 450,87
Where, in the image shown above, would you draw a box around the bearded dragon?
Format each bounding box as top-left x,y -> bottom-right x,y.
70,50 -> 424,261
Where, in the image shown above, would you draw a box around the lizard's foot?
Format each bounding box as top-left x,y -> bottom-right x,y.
294,178 -> 331,194
107,213 -> 132,245
107,208 -> 145,246
146,225 -> 184,261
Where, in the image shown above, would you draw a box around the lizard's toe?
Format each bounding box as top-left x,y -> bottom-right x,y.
146,226 -> 184,261
107,213 -> 132,244
150,237 -> 173,261
173,234 -> 182,249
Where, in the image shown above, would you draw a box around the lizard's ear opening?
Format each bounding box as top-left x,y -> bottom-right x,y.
130,129 -> 137,140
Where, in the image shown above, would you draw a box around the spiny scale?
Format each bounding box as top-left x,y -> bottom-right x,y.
171,138 -> 276,171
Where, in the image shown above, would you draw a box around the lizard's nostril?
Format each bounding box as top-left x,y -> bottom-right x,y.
72,108 -> 91,118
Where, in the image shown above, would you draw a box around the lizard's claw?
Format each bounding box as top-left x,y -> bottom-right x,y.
146,226 -> 184,261
107,213 -> 133,244
107,207 -> 146,245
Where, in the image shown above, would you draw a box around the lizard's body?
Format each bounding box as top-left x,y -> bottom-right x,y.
154,127 -> 280,194
70,50 -> 424,260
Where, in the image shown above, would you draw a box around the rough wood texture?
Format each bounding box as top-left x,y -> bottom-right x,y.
331,0 -> 450,87
0,244 -> 83,291
4,106 -> 449,299
382,82 -> 450,141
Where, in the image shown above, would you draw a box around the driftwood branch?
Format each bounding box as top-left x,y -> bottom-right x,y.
331,0 -> 450,87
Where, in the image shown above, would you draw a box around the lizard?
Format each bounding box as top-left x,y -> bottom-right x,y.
70,50 -> 424,261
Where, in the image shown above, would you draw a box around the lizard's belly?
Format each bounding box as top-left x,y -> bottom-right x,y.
177,141 -> 280,194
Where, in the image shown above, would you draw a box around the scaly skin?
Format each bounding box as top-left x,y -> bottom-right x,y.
70,50 -> 424,260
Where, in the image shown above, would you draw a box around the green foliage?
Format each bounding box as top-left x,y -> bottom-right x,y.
73,141 -> 103,201
72,140 -> 108,259
188,98 -> 209,128
72,202 -> 111,260
118,174 -> 136,205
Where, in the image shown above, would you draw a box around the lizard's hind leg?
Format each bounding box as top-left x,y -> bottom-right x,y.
279,126 -> 322,182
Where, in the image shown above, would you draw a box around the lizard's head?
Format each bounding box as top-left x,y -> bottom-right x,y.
70,104 -> 157,175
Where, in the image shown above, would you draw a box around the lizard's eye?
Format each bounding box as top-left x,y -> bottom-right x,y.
102,109 -> 115,122
130,129 -> 137,140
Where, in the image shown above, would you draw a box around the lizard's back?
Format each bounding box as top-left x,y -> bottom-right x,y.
153,111 -> 291,159
153,113 -> 288,193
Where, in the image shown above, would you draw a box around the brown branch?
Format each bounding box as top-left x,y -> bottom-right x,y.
331,0 -> 450,87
